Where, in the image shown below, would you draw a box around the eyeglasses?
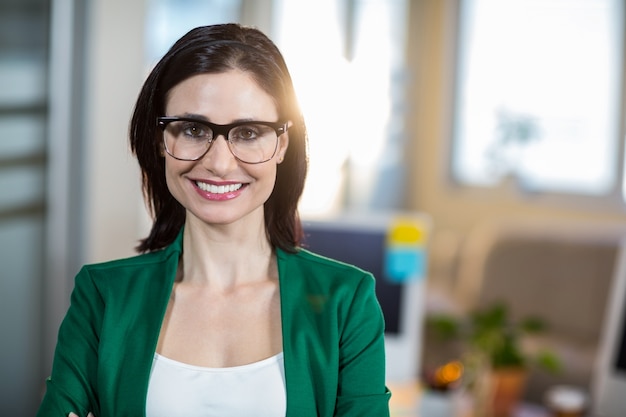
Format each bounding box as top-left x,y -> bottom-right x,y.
157,116 -> 288,164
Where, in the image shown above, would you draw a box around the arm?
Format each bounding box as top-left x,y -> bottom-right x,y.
334,274 -> 391,417
37,267 -> 104,417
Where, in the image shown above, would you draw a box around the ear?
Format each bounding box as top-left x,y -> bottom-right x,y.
276,121 -> 291,163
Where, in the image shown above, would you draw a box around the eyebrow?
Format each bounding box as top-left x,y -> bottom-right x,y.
176,113 -> 260,124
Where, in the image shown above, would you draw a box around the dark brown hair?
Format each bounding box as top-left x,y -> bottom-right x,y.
130,24 -> 308,253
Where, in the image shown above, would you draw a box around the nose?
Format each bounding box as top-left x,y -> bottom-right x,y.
200,134 -> 238,173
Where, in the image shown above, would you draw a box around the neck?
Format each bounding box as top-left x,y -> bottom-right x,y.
180,215 -> 275,289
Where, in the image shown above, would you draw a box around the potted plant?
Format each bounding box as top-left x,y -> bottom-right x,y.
427,302 -> 561,417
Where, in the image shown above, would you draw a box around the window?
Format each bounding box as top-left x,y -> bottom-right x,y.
452,0 -> 624,198
273,0 -> 409,216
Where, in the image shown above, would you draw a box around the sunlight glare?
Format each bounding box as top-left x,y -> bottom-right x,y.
274,0 -> 395,215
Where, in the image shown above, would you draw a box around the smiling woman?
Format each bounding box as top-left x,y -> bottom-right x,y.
37,23 -> 390,417
159,71 -> 288,227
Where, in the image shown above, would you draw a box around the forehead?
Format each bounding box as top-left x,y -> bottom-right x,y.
165,70 -> 278,122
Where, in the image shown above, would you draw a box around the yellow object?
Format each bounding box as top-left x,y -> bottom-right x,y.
388,220 -> 427,245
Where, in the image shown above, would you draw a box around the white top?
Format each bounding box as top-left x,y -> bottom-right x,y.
145,352 -> 286,417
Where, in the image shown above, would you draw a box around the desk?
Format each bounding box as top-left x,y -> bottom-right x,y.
388,382 -> 551,417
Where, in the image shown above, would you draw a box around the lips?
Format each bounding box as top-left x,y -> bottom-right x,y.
194,181 -> 243,194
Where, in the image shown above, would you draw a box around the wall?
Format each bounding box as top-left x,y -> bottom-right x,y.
84,0 -> 150,263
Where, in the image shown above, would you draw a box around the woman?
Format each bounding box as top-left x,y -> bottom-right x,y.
38,23 -> 390,417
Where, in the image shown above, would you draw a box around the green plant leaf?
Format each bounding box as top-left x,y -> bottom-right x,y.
535,350 -> 562,374
425,302 -> 562,374
426,315 -> 460,341
519,317 -> 546,333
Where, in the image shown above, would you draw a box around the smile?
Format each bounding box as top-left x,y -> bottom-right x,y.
195,181 -> 243,194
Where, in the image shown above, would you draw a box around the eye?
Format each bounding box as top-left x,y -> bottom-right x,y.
181,122 -> 210,138
231,124 -> 262,141
231,124 -> 277,143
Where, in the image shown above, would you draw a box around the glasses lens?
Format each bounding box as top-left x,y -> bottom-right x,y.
161,119 -> 280,163
163,120 -> 212,161
228,123 -> 279,163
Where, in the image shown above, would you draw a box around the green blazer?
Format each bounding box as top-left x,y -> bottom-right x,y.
37,230 -> 391,416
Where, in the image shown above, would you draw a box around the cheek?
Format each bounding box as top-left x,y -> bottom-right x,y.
253,166 -> 273,183
254,165 -> 279,197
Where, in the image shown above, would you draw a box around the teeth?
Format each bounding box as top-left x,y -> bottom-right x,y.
196,182 -> 243,194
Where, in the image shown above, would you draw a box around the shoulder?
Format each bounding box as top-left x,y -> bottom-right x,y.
82,248 -> 173,274
74,244 -> 179,295
282,247 -> 371,274
277,247 -> 384,335
277,247 -> 376,292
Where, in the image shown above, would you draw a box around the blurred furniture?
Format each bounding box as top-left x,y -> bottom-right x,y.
449,219 -> 624,403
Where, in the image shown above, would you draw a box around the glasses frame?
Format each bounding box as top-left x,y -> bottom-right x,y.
157,116 -> 289,164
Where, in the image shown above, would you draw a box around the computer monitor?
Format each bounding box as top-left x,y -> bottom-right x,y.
301,212 -> 429,383
592,239 -> 626,417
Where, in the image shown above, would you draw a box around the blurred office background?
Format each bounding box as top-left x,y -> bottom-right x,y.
1,0 -> 625,414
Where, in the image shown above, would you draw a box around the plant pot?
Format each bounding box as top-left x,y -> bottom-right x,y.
468,365 -> 528,417
489,367 -> 528,417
